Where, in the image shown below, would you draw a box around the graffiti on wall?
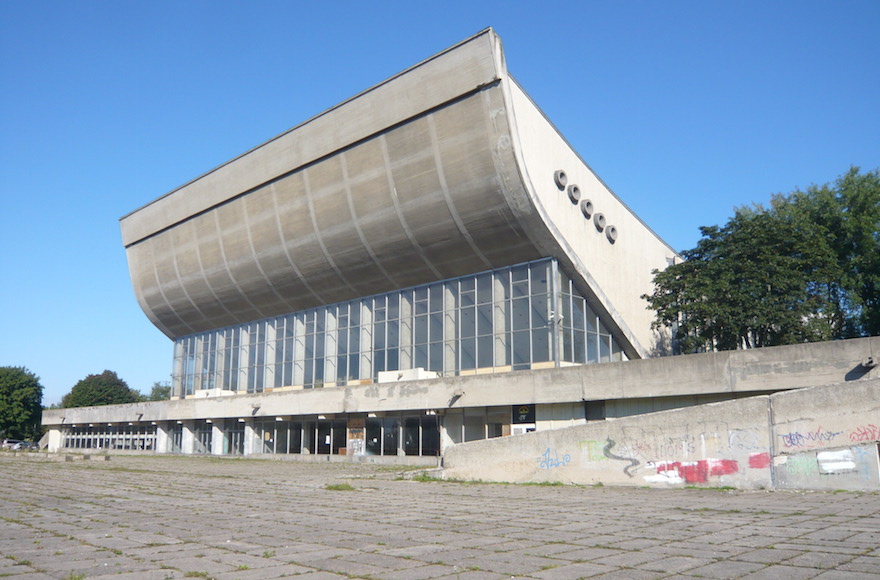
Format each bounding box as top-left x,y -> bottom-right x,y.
849,424 -> 880,442
778,426 -> 843,449
537,447 -> 571,470
780,444 -> 878,485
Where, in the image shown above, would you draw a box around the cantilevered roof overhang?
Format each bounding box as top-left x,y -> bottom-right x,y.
121,28 -> 677,358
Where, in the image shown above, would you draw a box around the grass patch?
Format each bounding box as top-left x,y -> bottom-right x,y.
325,483 -> 355,491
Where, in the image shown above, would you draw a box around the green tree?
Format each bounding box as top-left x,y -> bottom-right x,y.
644,167 -> 878,352
61,370 -> 140,408
146,381 -> 172,401
0,367 -> 44,440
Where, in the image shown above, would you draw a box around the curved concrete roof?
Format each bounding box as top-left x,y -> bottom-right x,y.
121,29 -> 676,357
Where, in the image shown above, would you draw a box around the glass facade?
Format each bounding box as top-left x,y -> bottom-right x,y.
172,259 -> 625,397
62,424 -> 157,451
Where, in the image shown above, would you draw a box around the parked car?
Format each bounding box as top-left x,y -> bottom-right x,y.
1,439 -> 22,450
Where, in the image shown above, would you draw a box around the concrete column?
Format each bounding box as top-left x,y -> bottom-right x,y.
243,419 -> 257,456
264,318 -> 277,389
324,308 -> 337,386
359,299 -> 373,382
212,422 -> 224,456
155,422 -> 170,454
181,421 -> 195,455
399,291 -> 413,370
443,282 -> 457,376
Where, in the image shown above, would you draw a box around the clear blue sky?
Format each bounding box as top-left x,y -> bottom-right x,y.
2,1 -> 878,405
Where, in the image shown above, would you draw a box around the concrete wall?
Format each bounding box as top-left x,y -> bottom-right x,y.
42,336 -> 879,428
441,376 -> 880,491
505,79 -> 677,356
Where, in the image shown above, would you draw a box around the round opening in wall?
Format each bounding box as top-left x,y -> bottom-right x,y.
606,225 -> 618,243
567,184 -> 580,204
553,170 -> 568,190
594,213 -> 606,231
580,199 -> 593,218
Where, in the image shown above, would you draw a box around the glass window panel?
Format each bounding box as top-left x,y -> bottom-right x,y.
562,327 -> 573,362
600,335 -> 612,363
477,335 -> 493,368
429,286 -> 443,312
585,305 -> 598,333
429,342 -> 443,371
572,298 -> 585,331
476,273 -> 493,304
477,303 -> 493,336
512,331 -> 530,367
387,348 -> 399,371
529,262 -> 548,295
337,357 -> 347,383
461,290 -> 475,307
388,294 -> 399,319
349,354 -> 358,380
461,307 -> 475,337
573,329 -> 586,364
414,315 -> 427,344
511,298 -> 529,331
387,320 -> 399,348
532,328 -> 550,362
587,333 -> 599,363
373,323 -> 386,350
531,294 -> 549,328
415,300 -> 428,315
421,416 -> 440,456
429,312 -> 443,342
460,337 -> 476,370
349,327 -> 359,352
415,344 -> 428,369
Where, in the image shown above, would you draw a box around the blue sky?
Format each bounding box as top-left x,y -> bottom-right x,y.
2,1 -> 878,405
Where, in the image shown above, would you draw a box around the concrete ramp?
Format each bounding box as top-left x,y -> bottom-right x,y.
442,377 -> 880,491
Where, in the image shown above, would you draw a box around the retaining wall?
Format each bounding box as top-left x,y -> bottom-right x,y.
442,377 -> 880,491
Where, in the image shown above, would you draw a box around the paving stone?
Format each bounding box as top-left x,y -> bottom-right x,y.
636,555 -> 714,574
738,564 -> 821,579
1,454 -> 878,580
683,559 -> 768,578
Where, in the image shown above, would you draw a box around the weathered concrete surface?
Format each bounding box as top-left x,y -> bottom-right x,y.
1,455 -> 879,580
443,377 -> 880,491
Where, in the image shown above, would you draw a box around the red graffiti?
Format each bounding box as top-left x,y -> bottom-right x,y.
849,424 -> 880,442
656,459 -> 739,483
749,452 -> 771,469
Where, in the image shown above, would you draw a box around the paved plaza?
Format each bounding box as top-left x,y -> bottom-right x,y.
1,454 -> 878,579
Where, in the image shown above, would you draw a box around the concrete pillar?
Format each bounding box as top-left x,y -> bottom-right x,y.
212,422 -> 224,456
243,419 -> 257,456
155,422 -> 170,454
181,420 -> 195,455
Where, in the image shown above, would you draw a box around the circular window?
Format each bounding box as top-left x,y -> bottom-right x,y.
553,170 -> 568,190
594,213 -> 606,231
606,225 -> 618,243
580,199 -> 593,218
567,184 -> 580,204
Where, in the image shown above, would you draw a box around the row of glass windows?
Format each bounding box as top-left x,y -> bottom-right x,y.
173,259 -> 625,396
59,415 -> 442,457
62,425 -> 157,451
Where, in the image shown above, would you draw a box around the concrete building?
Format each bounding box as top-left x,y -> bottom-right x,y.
43,28 -> 833,462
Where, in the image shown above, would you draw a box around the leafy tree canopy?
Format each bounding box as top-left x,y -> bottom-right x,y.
61,370 -> 140,408
145,381 -> 171,401
0,366 -> 43,440
644,167 -> 879,353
